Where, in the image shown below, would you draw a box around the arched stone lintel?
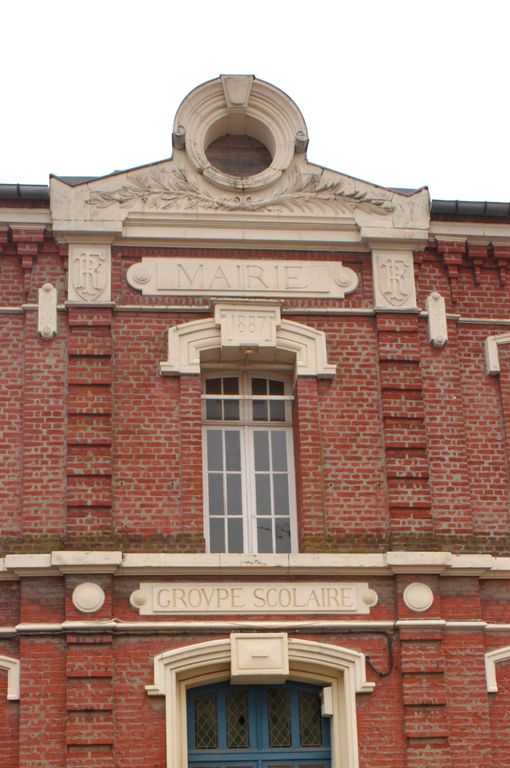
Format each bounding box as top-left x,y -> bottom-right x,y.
147,637 -> 374,697
485,332 -> 510,375
159,315 -> 336,378
0,654 -> 20,700
485,644 -> 510,692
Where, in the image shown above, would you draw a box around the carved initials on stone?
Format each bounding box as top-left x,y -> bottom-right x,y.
68,244 -> 111,303
372,250 -> 417,310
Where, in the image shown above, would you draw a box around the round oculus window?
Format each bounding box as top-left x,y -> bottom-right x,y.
205,134 -> 272,178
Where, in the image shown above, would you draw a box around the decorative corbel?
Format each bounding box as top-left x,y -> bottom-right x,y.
10,226 -> 46,300
467,242 -> 490,285
491,244 -> 510,287
436,240 -> 466,304
0,225 -> 9,268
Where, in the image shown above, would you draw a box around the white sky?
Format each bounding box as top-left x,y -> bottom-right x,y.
2,0 -> 509,202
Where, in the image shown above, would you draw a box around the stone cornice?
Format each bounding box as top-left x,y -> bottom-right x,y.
2,551 -> 510,578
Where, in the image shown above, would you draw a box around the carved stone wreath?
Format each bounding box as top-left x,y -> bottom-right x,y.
87,168 -> 393,216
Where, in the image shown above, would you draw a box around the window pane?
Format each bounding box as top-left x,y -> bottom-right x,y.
253,431 -> 269,471
271,431 -> 288,472
255,475 -> 271,515
226,689 -> 249,748
223,377 -> 239,395
269,400 -> 285,422
209,518 -> 224,552
275,518 -> 291,553
253,399 -> 268,421
273,474 -> 289,516
205,378 -> 221,394
299,692 -> 323,747
228,517 -> 243,552
225,431 -> 241,471
207,430 -> 223,471
269,379 -> 284,395
195,693 -> 218,749
226,475 -> 242,516
252,377 -> 267,395
208,475 -> 224,516
224,399 -> 240,421
268,689 -> 291,747
206,399 -> 223,420
257,520 -> 273,553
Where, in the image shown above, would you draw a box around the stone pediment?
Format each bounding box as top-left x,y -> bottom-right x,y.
50,75 -> 429,249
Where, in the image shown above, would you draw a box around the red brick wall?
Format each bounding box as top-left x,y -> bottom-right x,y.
3,232 -> 510,766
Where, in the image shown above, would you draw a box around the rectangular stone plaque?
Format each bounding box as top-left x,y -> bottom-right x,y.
127,258 -> 358,298
132,581 -> 376,615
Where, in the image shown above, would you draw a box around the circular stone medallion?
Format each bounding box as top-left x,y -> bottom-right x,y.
403,582 -> 434,613
72,582 -> 106,614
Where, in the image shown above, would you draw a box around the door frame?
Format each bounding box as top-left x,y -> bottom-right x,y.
147,636 -> 374,768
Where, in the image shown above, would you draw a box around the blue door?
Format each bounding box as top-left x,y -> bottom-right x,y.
187,681 -> 331,768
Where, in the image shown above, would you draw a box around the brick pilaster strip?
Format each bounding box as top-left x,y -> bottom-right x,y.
294,376 -> 325,547
66,634 -> 114,767
376,314 -> 432,535
66,308 -> 113,542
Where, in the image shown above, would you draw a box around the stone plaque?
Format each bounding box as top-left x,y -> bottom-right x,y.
127,258 -> 358,299
68,244 -> 111,303
372,249 -> 417,310
214,301 -> 280,348
130,581 -> 378,615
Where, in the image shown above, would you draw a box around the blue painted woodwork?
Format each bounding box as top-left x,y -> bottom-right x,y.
188,681 -> 331,768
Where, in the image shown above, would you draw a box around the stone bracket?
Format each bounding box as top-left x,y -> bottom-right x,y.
425,291 -> 447,347
38,283 -> 58,339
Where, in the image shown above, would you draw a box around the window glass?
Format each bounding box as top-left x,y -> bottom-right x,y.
203,374 -> 295,554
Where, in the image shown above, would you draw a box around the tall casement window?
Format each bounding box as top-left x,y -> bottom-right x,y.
202,372 -> 296,553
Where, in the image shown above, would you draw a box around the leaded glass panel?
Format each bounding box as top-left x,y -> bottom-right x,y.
268,689 -> 291,747
194,693 -> 218,749
299,692 -> 323,747
226,689 -> 249,748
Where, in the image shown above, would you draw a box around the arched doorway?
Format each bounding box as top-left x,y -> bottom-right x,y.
187,680 -> 331,768
147,636 -> 374,768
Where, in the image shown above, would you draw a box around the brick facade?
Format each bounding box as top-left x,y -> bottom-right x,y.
2,76 -> 510,768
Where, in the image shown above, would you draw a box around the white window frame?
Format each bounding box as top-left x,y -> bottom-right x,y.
202,372 -> 297,554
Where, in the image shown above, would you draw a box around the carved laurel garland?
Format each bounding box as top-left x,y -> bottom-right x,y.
87,168 -> 393,215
